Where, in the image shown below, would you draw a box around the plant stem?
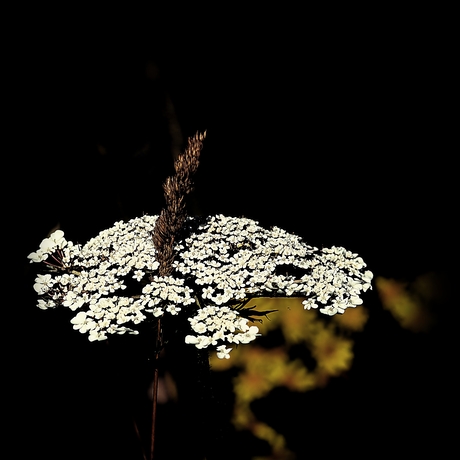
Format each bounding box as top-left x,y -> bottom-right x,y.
150,318 -> 162,460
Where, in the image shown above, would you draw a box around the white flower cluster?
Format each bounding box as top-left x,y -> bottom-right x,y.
28,229 -> 69,263
185,305 -> 260,358
28,214 -> 373,357
174,215 -> 372,315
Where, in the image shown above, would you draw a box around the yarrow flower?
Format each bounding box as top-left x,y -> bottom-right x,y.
28,214 -> 373,357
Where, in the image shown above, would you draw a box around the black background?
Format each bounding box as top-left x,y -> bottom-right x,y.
9,7 -> 457,459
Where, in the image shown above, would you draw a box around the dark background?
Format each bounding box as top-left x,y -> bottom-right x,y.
10,9 -> 456,459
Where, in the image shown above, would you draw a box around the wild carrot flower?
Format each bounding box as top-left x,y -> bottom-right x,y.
28,213 -> 373,357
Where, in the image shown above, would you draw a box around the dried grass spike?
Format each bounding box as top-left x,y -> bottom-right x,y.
153,131 -> 206,276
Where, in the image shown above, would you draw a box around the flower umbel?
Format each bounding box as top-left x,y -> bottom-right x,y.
28,214 -> 373,357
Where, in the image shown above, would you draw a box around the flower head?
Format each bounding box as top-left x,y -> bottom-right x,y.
29,214 -> 372,358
